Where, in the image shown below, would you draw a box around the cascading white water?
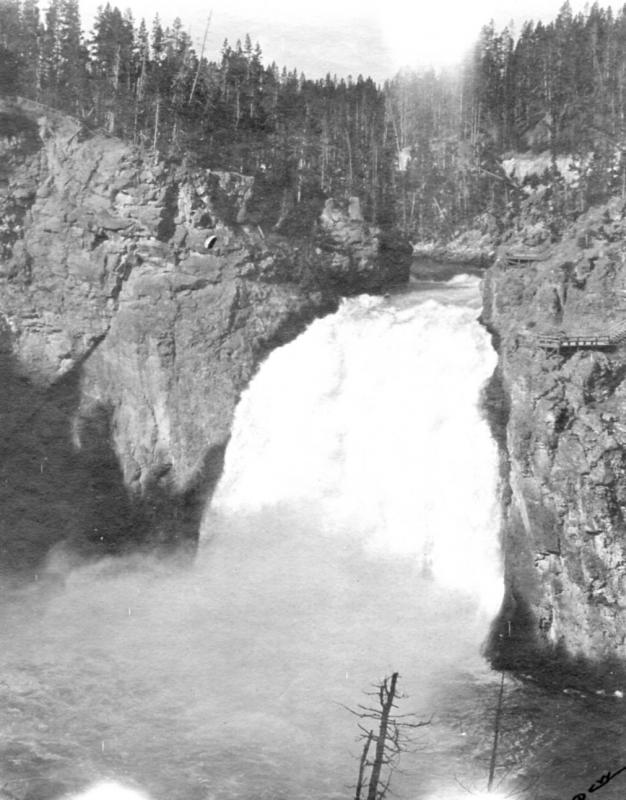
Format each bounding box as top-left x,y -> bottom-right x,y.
209,276 -> 502,613
0,275 -> 506,800
190,275 -> 504,796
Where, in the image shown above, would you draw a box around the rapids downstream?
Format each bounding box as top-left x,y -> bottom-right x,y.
0,275 -> 623,800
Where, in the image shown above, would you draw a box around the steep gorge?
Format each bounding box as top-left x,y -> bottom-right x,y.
482,198 -> 626,688
0,97 -> 408,573
8,92 -> 626,690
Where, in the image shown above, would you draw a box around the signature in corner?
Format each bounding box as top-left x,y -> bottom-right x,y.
572,766 -> 626,800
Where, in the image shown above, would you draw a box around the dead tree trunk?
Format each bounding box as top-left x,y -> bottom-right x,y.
487,671 -> 505,792
355,730 -> 374,800
366,672 -> 399,800
188,13 -> 212,106
348,672 -> 431,800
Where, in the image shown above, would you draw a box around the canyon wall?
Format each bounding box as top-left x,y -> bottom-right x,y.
482,198 -> 626,688
0,97 -> 408,573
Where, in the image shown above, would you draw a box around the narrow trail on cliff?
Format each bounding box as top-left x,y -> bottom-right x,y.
0,276 -> 560,800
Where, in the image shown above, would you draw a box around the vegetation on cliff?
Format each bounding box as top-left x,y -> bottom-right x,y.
3,0 -> 626,243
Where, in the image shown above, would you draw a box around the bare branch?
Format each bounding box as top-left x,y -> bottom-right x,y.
393,710 -> 429,719
355,730 -> 374,800
345,672 -> 431,800
454,775 -> 474,794
396,719 -> 432,729
336,702 -> 371,718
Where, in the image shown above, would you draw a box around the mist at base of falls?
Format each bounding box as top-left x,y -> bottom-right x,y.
0,276 -> 507,800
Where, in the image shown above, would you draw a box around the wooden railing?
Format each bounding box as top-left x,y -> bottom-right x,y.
538,319 -> 626,350
505,247 -> 553,266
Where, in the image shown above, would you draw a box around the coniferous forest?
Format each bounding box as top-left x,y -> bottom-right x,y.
1,0 -> 626,240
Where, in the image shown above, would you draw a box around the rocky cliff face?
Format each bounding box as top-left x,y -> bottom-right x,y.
0,97 -> 409,574
482,198 -> 626,688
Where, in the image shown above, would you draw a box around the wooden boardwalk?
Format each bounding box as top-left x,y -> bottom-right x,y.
505,247 -> 553,266
538,319 -> 626,350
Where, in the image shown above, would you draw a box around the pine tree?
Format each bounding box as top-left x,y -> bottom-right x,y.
18,0 -> 42,97
0,0 -> 23,95
133,17 -> 150,141
41,0 -> 60,102
90,3 -> 135,132
0,0 -> 20,52
151,14 -> 163,62
56,0 -> 85,111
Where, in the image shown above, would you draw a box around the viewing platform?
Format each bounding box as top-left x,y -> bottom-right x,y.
538,319 -> 626,351
538,333 -> 613,350
505,246 -> 553,266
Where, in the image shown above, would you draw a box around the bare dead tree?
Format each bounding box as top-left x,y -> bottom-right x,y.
487,671 -> 506,792
344,672 -> 432,800
188,12 -> 212,106
454,670 -> 541,799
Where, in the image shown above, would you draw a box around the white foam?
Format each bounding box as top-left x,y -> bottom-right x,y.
445,272 -> 473,284
66,782 -> 151,800
209,288 -> 503,614
0,285 -> 505,800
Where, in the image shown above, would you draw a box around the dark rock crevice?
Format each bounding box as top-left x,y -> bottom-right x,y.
487,590 -> 626,694
0,328 -> 228,577
156,181 -> 178,242
74,401 -> 227,559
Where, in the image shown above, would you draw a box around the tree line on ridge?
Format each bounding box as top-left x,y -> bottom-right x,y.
0,0 -> 625,240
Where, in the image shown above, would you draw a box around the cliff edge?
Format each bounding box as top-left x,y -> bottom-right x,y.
0,97 -> 409,573
482,197 -> 626,688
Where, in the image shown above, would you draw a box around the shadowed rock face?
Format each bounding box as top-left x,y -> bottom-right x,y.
0,97 -> 409,573
482,198 -> 626,688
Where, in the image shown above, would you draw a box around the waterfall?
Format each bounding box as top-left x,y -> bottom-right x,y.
0,276 -> 504,800
188,275 -> 505,795
208,277 -> 502,612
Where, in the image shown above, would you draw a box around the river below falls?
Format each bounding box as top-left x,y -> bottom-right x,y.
0,273 -> 624,800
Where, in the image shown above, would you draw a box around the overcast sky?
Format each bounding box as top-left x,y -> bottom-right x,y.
75,0 -> 614,83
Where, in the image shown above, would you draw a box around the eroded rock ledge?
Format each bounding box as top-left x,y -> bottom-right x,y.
0,97 -> 409,572
481,198 -> 626,689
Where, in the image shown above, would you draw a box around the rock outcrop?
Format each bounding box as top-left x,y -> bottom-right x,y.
318,197 -> 412,289
0,97 -> 409,573
411,213 -> 498,267
481,197 -> 626,688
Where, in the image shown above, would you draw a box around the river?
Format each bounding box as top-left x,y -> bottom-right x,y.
0,274 -> 623,800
